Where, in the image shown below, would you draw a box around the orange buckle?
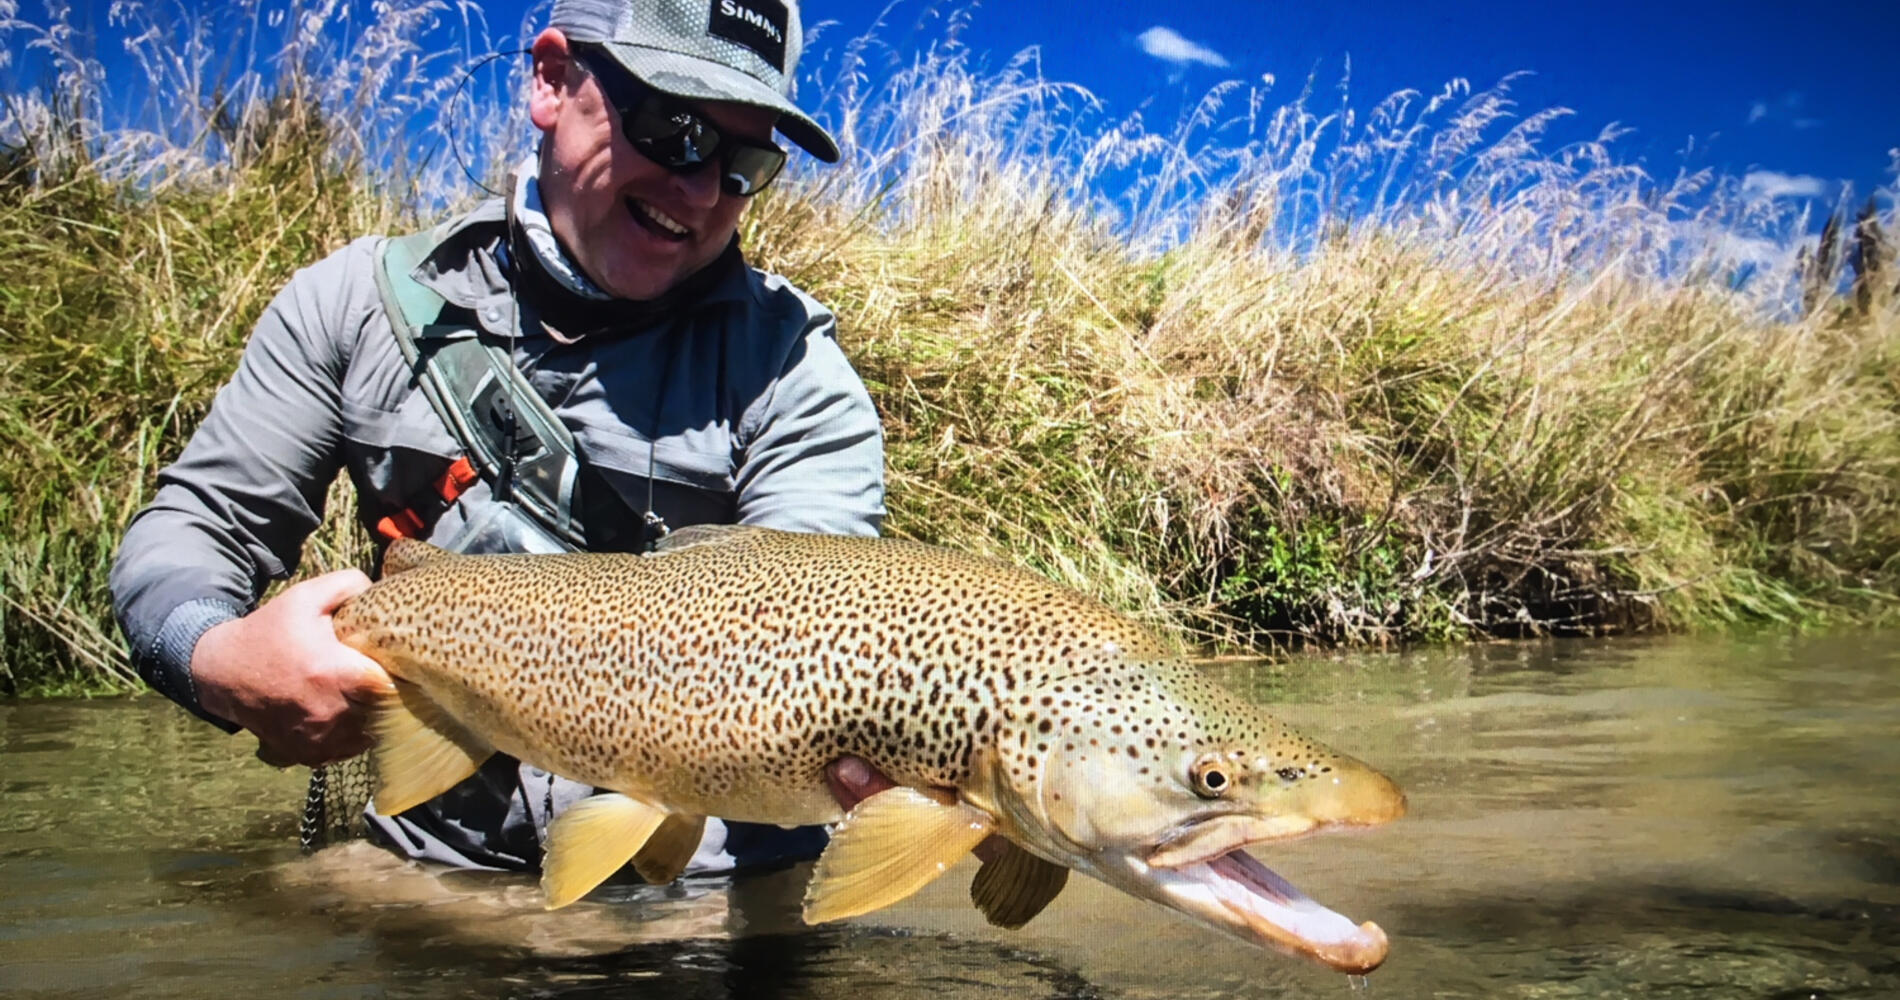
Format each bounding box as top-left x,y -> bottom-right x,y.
435,456 -> 479,502
375,507 -> 425,541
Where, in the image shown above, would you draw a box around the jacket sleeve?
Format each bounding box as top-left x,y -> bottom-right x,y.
109,238 -> 379,728
733,291 -> 886,538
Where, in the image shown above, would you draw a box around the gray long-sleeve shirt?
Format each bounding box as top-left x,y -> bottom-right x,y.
110,197 -> 885,869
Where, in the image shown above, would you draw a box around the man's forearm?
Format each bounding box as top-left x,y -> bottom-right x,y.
111,242 -> 364,727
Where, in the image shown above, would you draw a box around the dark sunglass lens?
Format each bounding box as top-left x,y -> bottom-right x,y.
721,145 -> 787,196
630,103 -> 718,166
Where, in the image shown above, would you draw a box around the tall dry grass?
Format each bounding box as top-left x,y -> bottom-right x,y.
2,1 -> 1896,693
749,33 -> 1899,647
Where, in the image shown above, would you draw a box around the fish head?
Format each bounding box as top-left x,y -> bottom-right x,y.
984,661 -> 1406,974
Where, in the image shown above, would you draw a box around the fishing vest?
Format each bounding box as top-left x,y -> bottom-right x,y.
372,230 -> 600,554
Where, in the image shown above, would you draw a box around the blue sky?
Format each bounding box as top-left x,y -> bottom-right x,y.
791,0 -> 1898,209
6,0 -> 1895,213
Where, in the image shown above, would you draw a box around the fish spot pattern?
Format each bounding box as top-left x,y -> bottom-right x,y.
327,528 -> 1246,823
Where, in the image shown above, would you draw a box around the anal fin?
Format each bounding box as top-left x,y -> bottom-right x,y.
371,680 -> 492,816
970,841 -> 1070,928
802,786 -> 995,924
541,793 -> 667,909
631,814 -> 706,885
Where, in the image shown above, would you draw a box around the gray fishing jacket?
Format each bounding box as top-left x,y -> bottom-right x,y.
110,196 -> 884,871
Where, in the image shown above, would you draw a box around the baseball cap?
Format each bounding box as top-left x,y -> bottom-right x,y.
550,0 -> 840,163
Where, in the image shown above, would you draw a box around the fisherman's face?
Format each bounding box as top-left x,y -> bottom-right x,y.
529,30 -> 776,301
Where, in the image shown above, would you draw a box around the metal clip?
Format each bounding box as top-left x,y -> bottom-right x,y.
642,510 -> 670,553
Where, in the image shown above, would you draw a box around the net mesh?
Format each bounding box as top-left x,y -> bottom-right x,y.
299,755 -> 377,851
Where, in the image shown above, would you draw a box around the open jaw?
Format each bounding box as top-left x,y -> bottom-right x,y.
1139,843 -> 1390,974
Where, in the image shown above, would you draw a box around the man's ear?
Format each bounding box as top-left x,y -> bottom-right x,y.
528,28 -> 574,131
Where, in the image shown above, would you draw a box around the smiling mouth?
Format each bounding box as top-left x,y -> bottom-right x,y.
628,197 -> 690,242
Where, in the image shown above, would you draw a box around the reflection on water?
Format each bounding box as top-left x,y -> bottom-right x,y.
2,631 -> 1896,998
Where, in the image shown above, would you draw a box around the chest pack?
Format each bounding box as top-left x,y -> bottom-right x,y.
371,230 -> 588,552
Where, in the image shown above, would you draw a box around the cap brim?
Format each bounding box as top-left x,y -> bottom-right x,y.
597,42 -> 840,163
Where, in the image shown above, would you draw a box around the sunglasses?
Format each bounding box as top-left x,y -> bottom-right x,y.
571,44 -> 787,198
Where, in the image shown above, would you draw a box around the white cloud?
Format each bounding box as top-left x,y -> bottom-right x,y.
1713,232 -> 1785,268
1136,26 -> 1230,68
1741,170 -> 1829,200
1746,92 -> 1819,130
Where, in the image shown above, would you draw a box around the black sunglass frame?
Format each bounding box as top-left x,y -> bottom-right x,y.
570,43 -> 787,198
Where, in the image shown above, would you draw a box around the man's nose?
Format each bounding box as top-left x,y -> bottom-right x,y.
673,161 -> 723,208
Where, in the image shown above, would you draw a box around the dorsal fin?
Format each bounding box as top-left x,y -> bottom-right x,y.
381,538 -> 459,578
650,524 -> 773,555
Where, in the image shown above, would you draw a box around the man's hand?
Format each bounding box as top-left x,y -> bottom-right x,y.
824,756 -> 1005,862
191,569 -> 395,768
824,755 -> 897,808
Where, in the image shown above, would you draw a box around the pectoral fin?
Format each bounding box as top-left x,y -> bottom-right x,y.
630,814 -> 707,885
970,841 -> 1070,929
802,786 -> 995,924
371,680 -> 493,816
541,793 -> 668,909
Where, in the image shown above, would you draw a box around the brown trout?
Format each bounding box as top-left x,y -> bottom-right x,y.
332,526 -> 1405,973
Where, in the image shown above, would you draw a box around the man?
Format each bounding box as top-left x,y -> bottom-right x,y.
111,0 -> 896,874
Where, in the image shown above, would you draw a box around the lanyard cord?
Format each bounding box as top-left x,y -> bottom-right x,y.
499,216 -> 677,553
641,326 -> 685,552
497,213 -> 527,505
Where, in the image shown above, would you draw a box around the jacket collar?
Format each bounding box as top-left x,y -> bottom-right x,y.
410,195 -> 755,341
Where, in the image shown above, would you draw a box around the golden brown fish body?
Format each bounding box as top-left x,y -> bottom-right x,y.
333,526 -> 1404,973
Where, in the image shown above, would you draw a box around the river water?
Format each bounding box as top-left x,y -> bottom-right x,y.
3,631 -> 1896,998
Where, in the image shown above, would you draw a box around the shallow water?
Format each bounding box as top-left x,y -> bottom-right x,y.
3,631 -> 1897,998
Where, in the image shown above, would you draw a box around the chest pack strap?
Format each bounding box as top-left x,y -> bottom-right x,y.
372,230 -> 586,549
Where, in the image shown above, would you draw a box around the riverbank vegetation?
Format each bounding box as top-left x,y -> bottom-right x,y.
3,2 -> 1896,694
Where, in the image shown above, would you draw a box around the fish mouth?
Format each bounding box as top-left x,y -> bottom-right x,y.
1166,846 -> 1388,974
1131,816 -> 1391,974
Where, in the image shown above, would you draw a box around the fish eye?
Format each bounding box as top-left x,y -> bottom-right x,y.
1190,754 -> 1231,799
